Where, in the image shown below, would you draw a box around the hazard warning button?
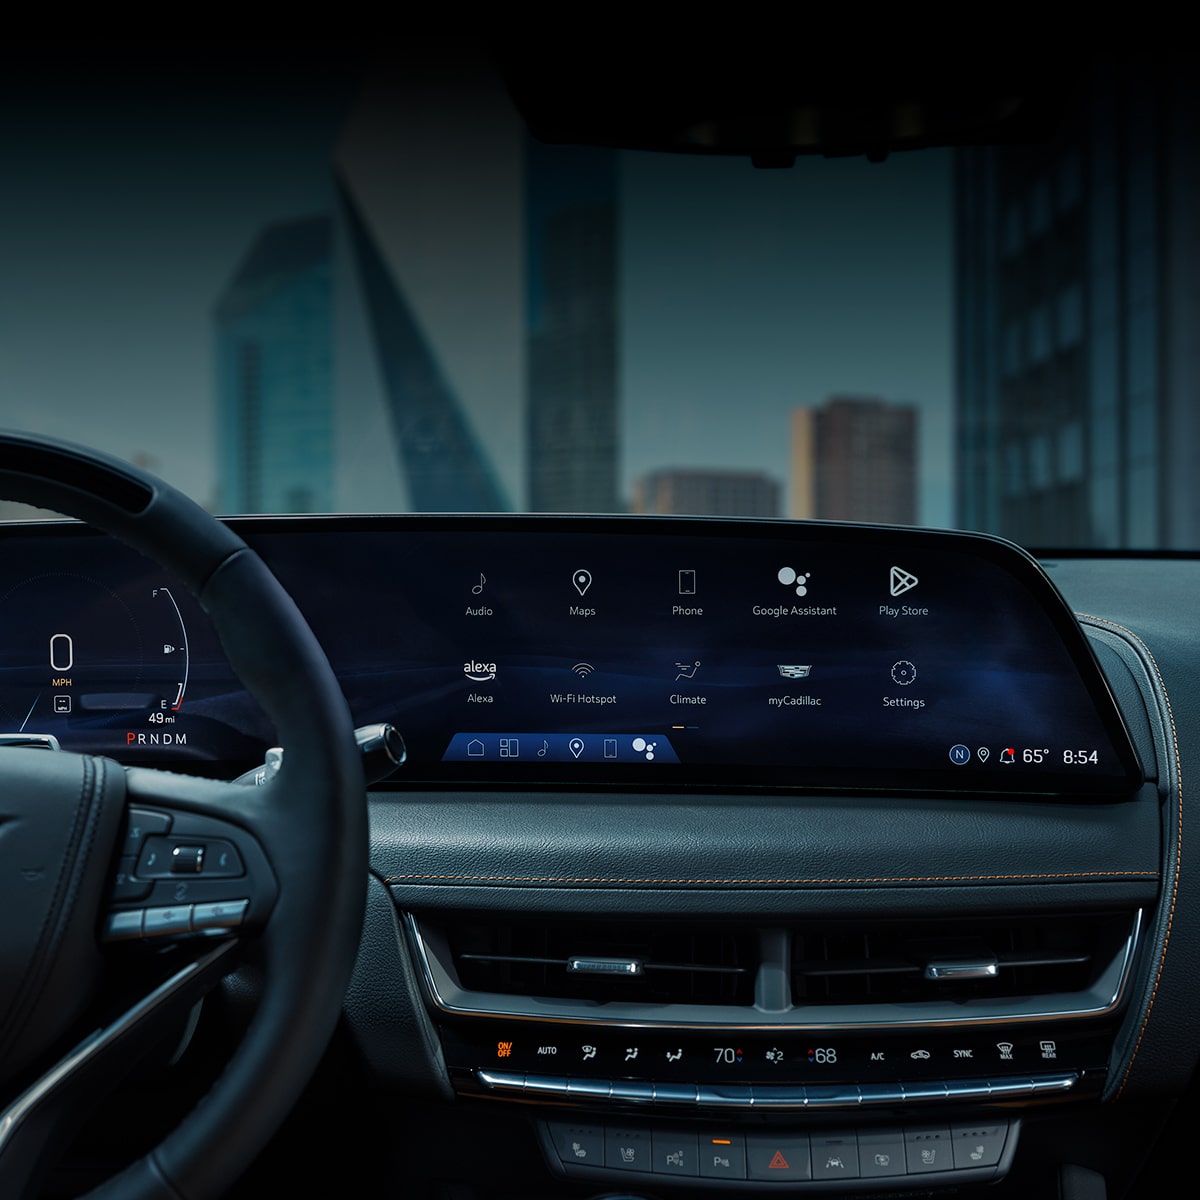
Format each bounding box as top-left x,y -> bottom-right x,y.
746,1135 -> 811,1181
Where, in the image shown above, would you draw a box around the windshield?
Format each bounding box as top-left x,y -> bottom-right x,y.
0,49 -> 1194,551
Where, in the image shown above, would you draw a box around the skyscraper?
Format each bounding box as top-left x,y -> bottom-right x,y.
215,216 -> 333,514
632,468 -> 781,518
333,58 -> 521,513
526,140 -> 619,513
791,397 -> 917,524
955,60 -> 1200,548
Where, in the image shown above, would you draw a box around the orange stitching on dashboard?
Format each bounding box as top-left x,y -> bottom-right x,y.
385,869 -> 1156,885
1078,613 -> 1182,1100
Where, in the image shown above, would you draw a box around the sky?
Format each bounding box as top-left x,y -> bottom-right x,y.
0,50 -> 953,524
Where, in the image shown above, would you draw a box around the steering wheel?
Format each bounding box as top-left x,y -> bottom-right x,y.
0,431 -> 367,1199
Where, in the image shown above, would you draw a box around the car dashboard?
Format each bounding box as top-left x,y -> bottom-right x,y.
1,514 -> 1194,1200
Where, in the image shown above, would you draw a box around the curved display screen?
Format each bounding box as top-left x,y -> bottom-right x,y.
0,517 -> 1142,795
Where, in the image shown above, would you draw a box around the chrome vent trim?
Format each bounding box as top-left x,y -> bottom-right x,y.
407,909 -> 1142,1032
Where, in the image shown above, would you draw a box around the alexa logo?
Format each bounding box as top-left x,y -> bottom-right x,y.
464,659 -> 497,682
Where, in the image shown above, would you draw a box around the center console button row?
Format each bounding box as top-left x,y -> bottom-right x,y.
546,1120 -> 1013,1183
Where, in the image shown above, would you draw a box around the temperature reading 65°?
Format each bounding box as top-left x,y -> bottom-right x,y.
1022,748 -> 1049,764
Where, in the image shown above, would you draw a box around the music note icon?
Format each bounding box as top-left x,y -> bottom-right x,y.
537,740 -> 548,757
471,573 -> 485,595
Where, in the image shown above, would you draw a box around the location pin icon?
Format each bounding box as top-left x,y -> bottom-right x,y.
569,738 -> 585,759
573,569 -> 592,596
977,747 -> 990,763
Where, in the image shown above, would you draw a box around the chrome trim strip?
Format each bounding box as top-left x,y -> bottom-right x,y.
408,909 -> 1143,1032
925,959 -> 999,981
475,1071 -> 1078,1108
0,940 -> 238,1158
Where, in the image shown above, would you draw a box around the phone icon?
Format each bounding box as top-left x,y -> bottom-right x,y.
678,569 -> 696,594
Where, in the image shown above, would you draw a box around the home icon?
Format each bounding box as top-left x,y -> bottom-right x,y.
467,739 -> 485,757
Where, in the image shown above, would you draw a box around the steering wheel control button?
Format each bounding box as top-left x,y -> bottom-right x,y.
200,840 -> 245,877
699,1133 -> 747,1180
550,1122 -> 604,1167
747,1135 -> 812,1181
859,1130 -> 908,1178
110,856 -> 152,901
102,909 -> 146,941
170,844 -> 205,874
121,807 -> 172,856
951,1122 -> 1008,1169
143,904 -> 194,937
605,1127 -> 651,1172
905,1126 -> 953,1174
136,836 -> 245,879
812,1133 -> 860,1180
651,1129 -> 698,1176
192,899 -> 249,931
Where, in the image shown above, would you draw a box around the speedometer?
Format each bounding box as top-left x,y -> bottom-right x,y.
0,572 -> 190,737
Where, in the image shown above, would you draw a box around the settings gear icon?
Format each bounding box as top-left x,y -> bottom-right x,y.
890,660 -> 917,686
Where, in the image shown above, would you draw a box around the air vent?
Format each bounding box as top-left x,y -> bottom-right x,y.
791,914 -> 1121,1006
410,910 -> 1140,1028
444,918 -> 755,1006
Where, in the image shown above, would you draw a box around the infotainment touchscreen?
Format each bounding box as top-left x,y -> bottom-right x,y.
0,517 -> 1142,795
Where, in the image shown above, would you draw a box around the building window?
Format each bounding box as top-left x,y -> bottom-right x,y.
1057,419 -> 1084,484
1003,201 -> 1023,258
1056,283 -> 1084,350
1029,304 -> 1051,365
1002,319 -> 1023,377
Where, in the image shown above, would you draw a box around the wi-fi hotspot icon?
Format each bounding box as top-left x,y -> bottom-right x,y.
572,662 -> 595,678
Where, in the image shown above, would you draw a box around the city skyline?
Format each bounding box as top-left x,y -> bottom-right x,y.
0,55 -> 954,526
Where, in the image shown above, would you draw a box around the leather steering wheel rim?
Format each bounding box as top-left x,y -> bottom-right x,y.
0,430 -> 367,1199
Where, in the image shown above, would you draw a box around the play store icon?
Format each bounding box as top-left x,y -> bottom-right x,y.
890,565 -> 919,597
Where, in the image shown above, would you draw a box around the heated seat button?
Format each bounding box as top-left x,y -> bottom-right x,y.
747,1135 -> 811,1181
951,1122 -> 1008,1169
905,1125 -> 953,1174
549,1122 -> 604,1168
605,1127 -> 650,1172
